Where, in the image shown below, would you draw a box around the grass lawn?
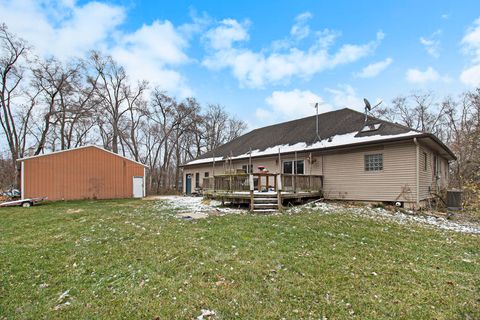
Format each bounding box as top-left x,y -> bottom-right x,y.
0,199 -> 479,319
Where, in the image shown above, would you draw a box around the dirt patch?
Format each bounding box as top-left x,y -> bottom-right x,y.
176,212 -> 209,220
66,209 -> 84,214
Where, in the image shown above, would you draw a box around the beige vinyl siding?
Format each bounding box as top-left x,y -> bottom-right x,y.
183,140 -> 452,206
418,144 -> 449,200
183,143 -> 418,202
183,153 -> 319,192
322,142 -> 417,203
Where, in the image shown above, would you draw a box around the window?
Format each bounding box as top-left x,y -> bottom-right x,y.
195,172 -> 200,188
364,154 -> 383,171
204,172 -> 209,177
296,160 -> 304,174
242,164 -> 253,173
282,160 -> 304,174
283,161 -> 293,174
423,152 -> 427,171
433,155 -> 440,177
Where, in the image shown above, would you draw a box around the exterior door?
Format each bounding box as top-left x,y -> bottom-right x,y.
185,174 -> 192,194
133,176 -> 144,198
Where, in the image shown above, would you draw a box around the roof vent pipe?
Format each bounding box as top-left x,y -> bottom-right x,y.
312,102 -> 324,142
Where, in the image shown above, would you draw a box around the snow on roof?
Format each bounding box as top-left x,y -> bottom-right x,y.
185,156 -> 224,165
185,130 -> 420,165
360,123 -> 382,132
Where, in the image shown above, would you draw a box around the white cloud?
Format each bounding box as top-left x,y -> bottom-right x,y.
255,86 -> 370,127
203,16 -> 385,88
0,0 -> 125,60
406,67 -> 450,84
0,0 -> 197,97
326,85 -> 364,110
356,58 -> 393,78
460,17 -> 480,86
111,20 -> 193,96
290,12 -> 312,41
203,18 -> 249,50
420,30 -> 441,58
460,64 -> 480,87
264,89 -> 330,119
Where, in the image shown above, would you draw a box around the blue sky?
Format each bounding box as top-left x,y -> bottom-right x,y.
1,0 -> 480,128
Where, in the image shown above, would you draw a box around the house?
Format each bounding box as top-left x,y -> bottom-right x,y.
18,145 -> 147,201
182,108 -> 455,210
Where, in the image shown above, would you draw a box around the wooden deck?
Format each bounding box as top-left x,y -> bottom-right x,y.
202,173 -> 323,212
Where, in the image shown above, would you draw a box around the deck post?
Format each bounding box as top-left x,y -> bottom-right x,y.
277,174 -> 282,210
249,174 -> 254,211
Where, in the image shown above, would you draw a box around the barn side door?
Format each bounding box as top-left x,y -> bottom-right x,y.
133,176 -> 144,198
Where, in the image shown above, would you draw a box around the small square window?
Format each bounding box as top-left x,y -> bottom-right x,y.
365,154 -> 383,171
204,172 -> 209,177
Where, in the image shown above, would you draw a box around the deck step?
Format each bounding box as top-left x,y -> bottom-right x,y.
253,193 -> 277,198
253,203 -> 278,208
254,198 -> 278,203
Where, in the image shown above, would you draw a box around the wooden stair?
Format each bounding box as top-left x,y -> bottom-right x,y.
252,193 -> 279,213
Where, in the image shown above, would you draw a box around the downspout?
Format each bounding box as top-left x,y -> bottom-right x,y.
413,138 -> 420,208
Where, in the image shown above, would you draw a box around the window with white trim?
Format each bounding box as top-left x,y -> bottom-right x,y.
282,160 -> 304,174
364,154 -> 383,171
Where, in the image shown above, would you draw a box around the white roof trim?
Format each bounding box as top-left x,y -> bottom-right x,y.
17,145 -> 148,167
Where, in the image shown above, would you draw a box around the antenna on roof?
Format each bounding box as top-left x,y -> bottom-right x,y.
311,102 -> 325,141
363,98 -> 383,125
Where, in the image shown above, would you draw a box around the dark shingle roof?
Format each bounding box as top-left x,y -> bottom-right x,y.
186,108 -> 455,164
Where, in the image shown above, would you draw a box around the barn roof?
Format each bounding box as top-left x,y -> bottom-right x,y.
17,145 -> 148,167
185,108 -> 455,165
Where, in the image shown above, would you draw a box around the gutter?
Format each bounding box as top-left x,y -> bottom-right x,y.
413,137 -> 420,208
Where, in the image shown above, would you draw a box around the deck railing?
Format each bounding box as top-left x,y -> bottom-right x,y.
202,173 -> 323,193
203,174 -> 250,192
281,174 -> 323,192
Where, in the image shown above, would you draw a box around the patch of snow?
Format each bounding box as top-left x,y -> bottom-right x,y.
197,309 -> 216,320
288,201 -> 480,234
185,156 -> 224,165
155,196 -> 246,218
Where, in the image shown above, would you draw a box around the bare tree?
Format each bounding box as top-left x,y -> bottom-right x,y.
0,24 -> 36,186
120,80 -> 148,161
30,57 -> 87,154
443,90 -> 480,187
90,52 -> 147,154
